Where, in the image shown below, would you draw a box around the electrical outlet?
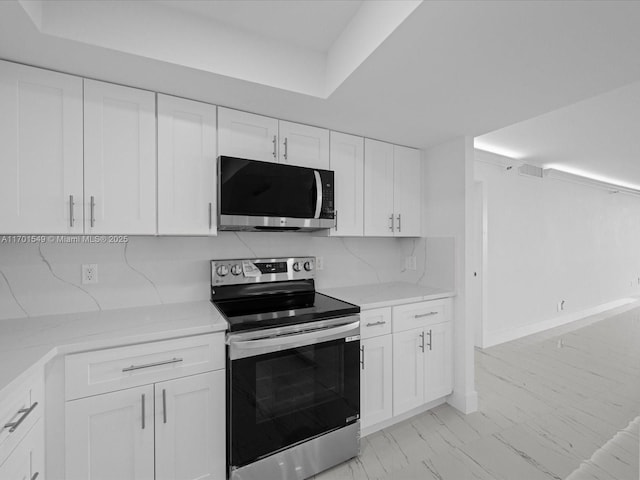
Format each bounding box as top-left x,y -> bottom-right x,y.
82,264 -> 98,284
405,256 -> 417,270
316,256 -> 324,270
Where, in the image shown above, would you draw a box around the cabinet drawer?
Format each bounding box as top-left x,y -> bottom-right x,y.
65,333 -> 224,401
392,300 -> 448,333
360,307 -> 392,339
0,371 -> 43,466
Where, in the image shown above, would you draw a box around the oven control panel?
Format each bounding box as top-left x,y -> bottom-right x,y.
211,257 -> 315,285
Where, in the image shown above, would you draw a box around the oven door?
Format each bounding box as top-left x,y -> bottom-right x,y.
227,316 -> 360,471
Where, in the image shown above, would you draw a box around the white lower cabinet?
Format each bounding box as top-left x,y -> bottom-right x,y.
65,335 -> 226,480
424,322 -> 454,402
391,321 -> 453,416
66,385 -> 155,480
66,370 -> 225,480
392,328 -> 425,415
155,371 -> 225,480
0,418 -> 45,480
360,298 -> 454,431
360,334 -> 393,429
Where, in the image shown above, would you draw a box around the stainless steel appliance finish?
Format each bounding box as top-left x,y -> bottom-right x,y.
211,256 -> 360,480
227,316 -> 360,360
218,156 -> 335,232
229,422 -> 360,480
211,256 -> 315,286
218,214 -> 335,231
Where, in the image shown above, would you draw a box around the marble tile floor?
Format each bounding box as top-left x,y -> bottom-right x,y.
315,306 -> 640,480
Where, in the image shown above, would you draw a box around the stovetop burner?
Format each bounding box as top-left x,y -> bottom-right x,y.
210,257 -> 359,332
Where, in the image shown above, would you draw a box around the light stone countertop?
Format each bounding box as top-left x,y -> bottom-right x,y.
1,282 -> 453,399
0,300 -> 227,398
320,282 -> 455,310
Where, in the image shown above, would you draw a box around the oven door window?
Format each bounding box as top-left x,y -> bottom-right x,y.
229,337 -> 359,469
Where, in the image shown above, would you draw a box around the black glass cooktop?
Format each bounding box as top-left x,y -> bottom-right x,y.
212,289 -> 360,333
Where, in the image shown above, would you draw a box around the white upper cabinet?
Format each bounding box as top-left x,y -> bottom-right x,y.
0,61 -> 83,234
84,79 -> 157,234
218,108 -> 329,169
364,139 -> 395,237
218,107 -> 278,163
364,139 -> 422,237
393,145 -> 422,237
329,132 -> 364,236
278,121 -> 329,170
157,95 -> 217,236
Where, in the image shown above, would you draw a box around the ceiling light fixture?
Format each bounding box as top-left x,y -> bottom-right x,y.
473,139 -> 526,160
543,165 -> 640,197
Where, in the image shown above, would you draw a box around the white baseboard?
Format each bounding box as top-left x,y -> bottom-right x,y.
361,396 -> 448,437
447,389 -> 478,414
482,297 -> 638,348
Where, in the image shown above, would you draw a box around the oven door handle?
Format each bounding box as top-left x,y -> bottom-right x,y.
228,320 -> 360,359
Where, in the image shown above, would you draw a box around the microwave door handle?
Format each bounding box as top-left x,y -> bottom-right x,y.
314,170 -> 322,219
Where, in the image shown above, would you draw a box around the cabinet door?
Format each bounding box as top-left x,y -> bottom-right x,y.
392,328 -> 424,415
66,385 -> 155,480
329,132 -> 363,236
279,120 -> 329,169
0,61 -> 83,234
361,335 -> 393,429
158,94 -> 217,235
393,145 -> 422,237
424,322 -> 453,403
0,418 -> 44,480
218,107 -> 278,162
155,370 -> 225,480
364,139 -> 395,237
84,79 -> 156,234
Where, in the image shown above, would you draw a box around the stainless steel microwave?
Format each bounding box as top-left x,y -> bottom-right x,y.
218,156 -> 336,231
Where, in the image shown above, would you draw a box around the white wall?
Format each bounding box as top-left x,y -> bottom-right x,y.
0,232 -> 441,321
424,136 -> 478,414
475,150 -> 640,346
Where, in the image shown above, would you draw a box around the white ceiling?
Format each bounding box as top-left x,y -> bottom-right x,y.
4,0 -> 640,184
476,80 -> 640,188
154,0 -> 363,52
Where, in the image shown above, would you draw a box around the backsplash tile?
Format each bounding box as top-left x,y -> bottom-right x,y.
0,233 -> 453,320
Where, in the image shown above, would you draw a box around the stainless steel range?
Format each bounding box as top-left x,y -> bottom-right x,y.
210,256 -> 361,480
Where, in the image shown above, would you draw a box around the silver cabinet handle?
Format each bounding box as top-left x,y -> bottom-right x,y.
31,473 -> 39,480
208,202 -> 213,230
272,135 -> 277,158
69,195 -> 75,227
427,329 -> 433,351
415,312 -> 439,319
419,331 -> 425,352
365,321 -> 386,327
162,388 -> 167,424
389,214 -> 394,232
360,345 -> 365,370
122,357 -> 183,372
334,210 -> 338,231
283,137 -> 288,160
397,213 -> 401,232
141,394 -> 145,429
3,402 -> 38,433
90,196 -> 95,228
